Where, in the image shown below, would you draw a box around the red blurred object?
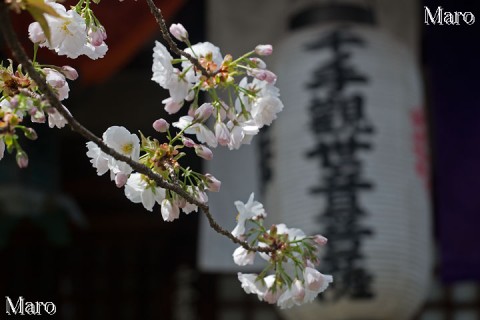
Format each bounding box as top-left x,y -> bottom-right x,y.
8,0 -> 184,85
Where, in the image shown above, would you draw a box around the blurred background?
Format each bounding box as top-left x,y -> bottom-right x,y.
1,0 -> 480,319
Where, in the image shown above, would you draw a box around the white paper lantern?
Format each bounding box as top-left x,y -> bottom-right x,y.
265,4 -> 433,319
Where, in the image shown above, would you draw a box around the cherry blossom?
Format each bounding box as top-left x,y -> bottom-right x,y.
124,173 -> 166,212
41,2 -> 87,58
44,68 -> 69,100
161,198 -> 181,221
0,4 -> 335,308
231,193 -> 266,238
152,41 -> 174,89
232,246 -> 255,266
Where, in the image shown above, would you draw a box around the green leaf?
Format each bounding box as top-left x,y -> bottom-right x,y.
25,0 -> 60,17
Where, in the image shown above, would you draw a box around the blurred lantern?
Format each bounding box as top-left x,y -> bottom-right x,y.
264,2 -> 433,319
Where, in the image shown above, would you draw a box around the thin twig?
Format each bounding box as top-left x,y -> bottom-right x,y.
0,2 -> 272,253
144,0 -> 219,78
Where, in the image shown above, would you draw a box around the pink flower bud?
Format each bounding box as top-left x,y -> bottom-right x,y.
115,173 -> 128,188
162,97 -> 183,115
45,68 -> 66,88
249,57 -> 266,69
153,118 -> 170,132
28,22 -> 46,44
16,151 -> 29,168
194,103 -> 214,122
24,128 -> 38,140
255,44 -> 273,56
205,173 -> 221,192
313,235 -> 328,246
197,190 -> 208,203
250,68 -> 277,84
215,122 -> 230,146
61,66 -> 79,80
188,104 -> 196,117
182,137 -> 196,148
169,23 -> 189,42
195,145 -> 213,160
89,27 -> 107,46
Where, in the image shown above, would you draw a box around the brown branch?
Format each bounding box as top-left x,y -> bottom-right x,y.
0,2 -> 271,254
144,0 -> 220,78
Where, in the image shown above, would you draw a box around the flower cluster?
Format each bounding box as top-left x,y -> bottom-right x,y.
1,1 -> 334,308
232,194 -> 333,309
86,125 -> 220,222
0,60 -> 74,167
1,0 -> 107,167
152,23 -> 283,151
28,0 -> 108,59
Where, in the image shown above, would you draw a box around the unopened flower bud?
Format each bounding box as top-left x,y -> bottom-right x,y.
194,103 -> 214,122
249,57 -> 266,69
196,189 -> 208,204
28,22 -> 46,44
16,151 -> 28,168
205,173 -> 221,192
255,44 -> 273,56
45,68 -> 66,88
169,23 -> 189,42
89,27 -> 107,46
24,128 -> 38,140
61,66 -> 79,80
115,173 -> 128,188
313,235 -> 328,246
195,145 -> 213,160
250,68 -> 277,84
215,122 -> 230,146
153,118 -> 170,132
182,137 -> 196,148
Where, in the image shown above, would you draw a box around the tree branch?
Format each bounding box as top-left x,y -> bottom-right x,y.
0,2 -> 271,253
144,0 -> 219,78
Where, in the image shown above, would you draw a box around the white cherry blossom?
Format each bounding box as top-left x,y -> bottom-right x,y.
161,199 -> 180,221
86,141 -> 110,176
44,68 -> 69,100
43,2 -> 87,58
231,193 -> 266,238
47,108 -> 68,129
81,42 -> 108,60
152,41 -> 174,88
233,246 -> 255,266
251,95 -> 283,128
124,173 -> 166,211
